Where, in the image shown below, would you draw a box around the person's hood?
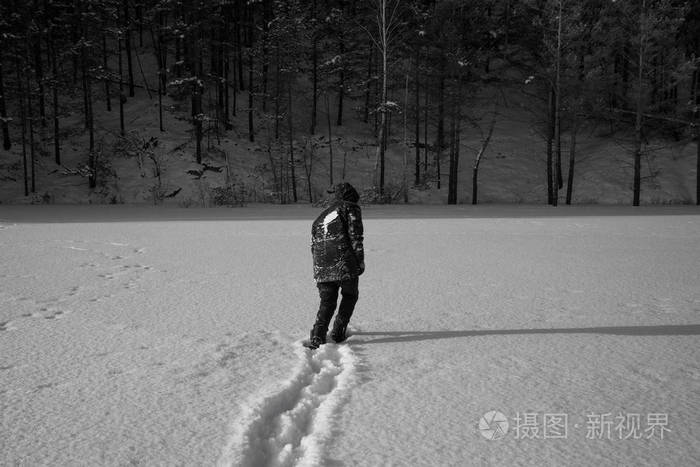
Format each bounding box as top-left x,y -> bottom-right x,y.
329,182 -> 360,203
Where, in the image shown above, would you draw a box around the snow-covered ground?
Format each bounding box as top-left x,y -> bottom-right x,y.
1,205 -> 699,466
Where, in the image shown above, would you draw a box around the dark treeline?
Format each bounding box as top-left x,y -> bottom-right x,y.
0,0 -> 698,205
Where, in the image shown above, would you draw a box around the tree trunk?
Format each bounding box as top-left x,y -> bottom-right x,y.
247,2 -> 255,142
123,0 -> 135,97
288,79 -> 297,202
261,0 -> 271,113
633,143 -> 642,206
454,103 -> 461,203
136,1 -> 143,47
152,14 -> 165,131
414,44 -> 420,185
377,105 -> 386,194
695,71 -> 699,205
84,48 -> 96,189
566,118 -> 577,205
436,57 -> 445,190
337,41 -> 345,126
134,46 -> 152,99
48,36 -> 60,163
375,0 -> 389,195
326,94 -> 334,186
232,44 -> 238,117
17,58 -> 29,196
236,0 -> 245,91
447,77 -> 462,205
310,0 -> 318,134
423,74 -> 428,176
223,7 -> 231,130
81,41 -> 89,131
33,36 -> 46,126
27,64 -> 36,193
302,138 -> 314,203
546,87 -> 555,204
373,55 -> 379,137
118,30 -> 125,137
103,34 -> 111,111
158,68 -> 163,132
248,53 -> 254,142
274,42 -> 281,140
224,51 -> 231,128
447,100 -> 457,204
175,16 -> 182,78
0,60 -> 10,150
193,82 -> 203,164
342,150 -> 347,180
622,46 -> 630,108
556,123 -> 563,190
159,13 -> 167,90
403,74 -> 409,203
471,117 -> 496,205
213,39 -> 222,133
696,125 -> 699,205
633,0 -> 646,207
364,45 -> 372,124
70,22 -> 79,85
552,0 -> 562,206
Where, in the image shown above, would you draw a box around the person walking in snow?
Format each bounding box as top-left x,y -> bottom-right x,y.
306,182 -> 365,349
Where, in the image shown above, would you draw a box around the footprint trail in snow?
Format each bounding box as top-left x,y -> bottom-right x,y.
218,341 -> 358,467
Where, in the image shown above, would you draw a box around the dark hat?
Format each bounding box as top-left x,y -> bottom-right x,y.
328,182 -> 359,203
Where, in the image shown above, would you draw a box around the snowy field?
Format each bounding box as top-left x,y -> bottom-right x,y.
1,205 -> 700,466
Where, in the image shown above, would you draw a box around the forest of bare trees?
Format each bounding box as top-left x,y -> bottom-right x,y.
0,0 -> 698,205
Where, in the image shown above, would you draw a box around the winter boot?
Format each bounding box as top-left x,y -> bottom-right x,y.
330,320 -> 349,343
304,335 -> 325,350
305,327 -> 327,349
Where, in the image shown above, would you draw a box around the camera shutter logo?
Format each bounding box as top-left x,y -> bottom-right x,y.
479,410 -> 509,440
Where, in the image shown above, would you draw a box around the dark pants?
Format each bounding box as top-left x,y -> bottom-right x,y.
311,277 -> 359,339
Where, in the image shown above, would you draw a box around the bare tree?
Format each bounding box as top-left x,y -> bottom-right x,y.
471,116 -> 496,205
632,0 -> 647,207
362,0 -> 403,195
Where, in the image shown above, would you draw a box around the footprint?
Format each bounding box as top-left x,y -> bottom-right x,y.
34,382 -> 57,392
45,310 -> 65,319
218,341 -> 358,467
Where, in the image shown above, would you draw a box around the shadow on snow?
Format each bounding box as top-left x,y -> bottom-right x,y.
351,324 -> 700,345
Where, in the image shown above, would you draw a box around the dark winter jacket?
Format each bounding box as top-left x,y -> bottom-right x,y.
311,183 -> 364,283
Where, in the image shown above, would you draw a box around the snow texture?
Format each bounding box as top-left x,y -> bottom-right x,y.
1,205 -> 699,466
218,342 -> 357,467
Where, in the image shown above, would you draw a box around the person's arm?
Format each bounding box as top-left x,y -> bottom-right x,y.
346,204 -> 364,273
